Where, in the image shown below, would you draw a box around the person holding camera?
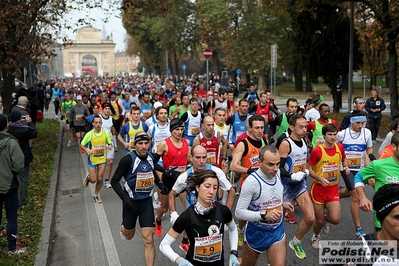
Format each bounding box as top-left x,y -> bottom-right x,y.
7,111 -> 37,207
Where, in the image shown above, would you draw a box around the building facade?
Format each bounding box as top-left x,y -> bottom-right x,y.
115,51 -> 140,76
62,27 -> 116,77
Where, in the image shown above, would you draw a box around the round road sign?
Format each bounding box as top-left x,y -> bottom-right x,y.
203,48 -> 212,59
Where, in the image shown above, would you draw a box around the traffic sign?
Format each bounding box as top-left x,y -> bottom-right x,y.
203,48 -> 212,59
166,68 -> 171,74
236,68 -> 241,75
41,64 -> 47,71
181,64 -> 187,71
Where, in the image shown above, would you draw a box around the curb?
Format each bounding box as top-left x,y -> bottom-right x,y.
34,121 -> 64,266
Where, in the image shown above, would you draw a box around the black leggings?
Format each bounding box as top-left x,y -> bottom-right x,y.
53,100 -> 60,115
368,117 -> 381,141
44,98 -> 51,111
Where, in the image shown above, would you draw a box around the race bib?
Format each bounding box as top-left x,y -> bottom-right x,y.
169,166 -> 186,174
260,200 -> 283,224
129,140 -> 135,148
316,137 -> 325,146
249,155 -> 259,165
191,127 -> 200,135
293,158 -> 306,172
194,235 -> 222,262
135,172 -> 154,192
322,164 -> 339,184
206,152 -> 216,165
143,110 -> 151,117
93,145 -> 105,157
76,114 -> 84,121
346,152 -> 362,169
236,131 -> 245,138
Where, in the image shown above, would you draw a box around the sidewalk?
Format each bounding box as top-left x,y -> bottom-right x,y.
35,106 -> 87,265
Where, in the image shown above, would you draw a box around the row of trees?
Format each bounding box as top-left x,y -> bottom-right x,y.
0,0 -> 119,114
122,0 -> 399,114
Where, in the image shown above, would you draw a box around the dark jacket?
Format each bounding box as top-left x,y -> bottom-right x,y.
7,121 -> 37,165
0,132 -> 24,194
365,96 -> 386,119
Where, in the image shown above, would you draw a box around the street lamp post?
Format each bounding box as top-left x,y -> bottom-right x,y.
363,78 -> 369,100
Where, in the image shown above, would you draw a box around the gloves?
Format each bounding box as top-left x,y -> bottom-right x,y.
164,167 -> 180,179
170,211 -> 179,225
176,257 -> 193,266
158,182 -> 169,195
247,167 -> 257,175
369,154 -> 376,161
291,171 -> 306,181
304,169 -> 309,177
229,254 -> 240,266
122,196 -> 134,212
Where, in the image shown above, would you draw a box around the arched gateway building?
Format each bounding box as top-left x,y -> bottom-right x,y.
62,27 -> 116,77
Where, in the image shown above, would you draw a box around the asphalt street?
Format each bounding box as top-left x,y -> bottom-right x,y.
42,97 -> 383,266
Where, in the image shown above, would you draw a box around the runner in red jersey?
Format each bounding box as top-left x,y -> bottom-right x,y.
193,116 -> 228,171
154,118 -> 190,237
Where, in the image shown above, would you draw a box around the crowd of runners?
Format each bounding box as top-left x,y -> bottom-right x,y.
5,74 -> 399,265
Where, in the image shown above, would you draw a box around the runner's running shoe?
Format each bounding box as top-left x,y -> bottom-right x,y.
155,219 -> 162,237
179,242 -> 190,254
83,173 -> 90,188
289,239 -> 306,259
93,196 -> 102,204
311,234 -> 320,249
284,213 -> 298,224
104,180 -> 112,188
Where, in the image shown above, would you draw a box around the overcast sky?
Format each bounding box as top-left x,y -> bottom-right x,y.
61,5 -> 127,52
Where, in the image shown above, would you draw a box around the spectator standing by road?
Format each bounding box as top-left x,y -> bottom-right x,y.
7,111 -> 37,207
0,114 -> 26,255
11,96 -> 30,122
365,88 -> 386,144
44,85 -> 52,114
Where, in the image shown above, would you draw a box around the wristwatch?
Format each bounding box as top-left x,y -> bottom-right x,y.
260,210 -> 267,220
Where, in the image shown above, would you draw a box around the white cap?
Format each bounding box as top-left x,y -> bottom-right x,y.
76,95 -> 82,100
153,102 -> 162,109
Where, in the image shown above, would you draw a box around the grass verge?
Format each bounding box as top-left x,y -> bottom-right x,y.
0,119 -> 59,265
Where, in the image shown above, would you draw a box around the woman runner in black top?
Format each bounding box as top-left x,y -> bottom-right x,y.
159,170 -> 240,266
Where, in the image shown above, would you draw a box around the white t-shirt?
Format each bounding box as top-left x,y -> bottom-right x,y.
305,108 -> 320,122
172,165 -> 232,194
